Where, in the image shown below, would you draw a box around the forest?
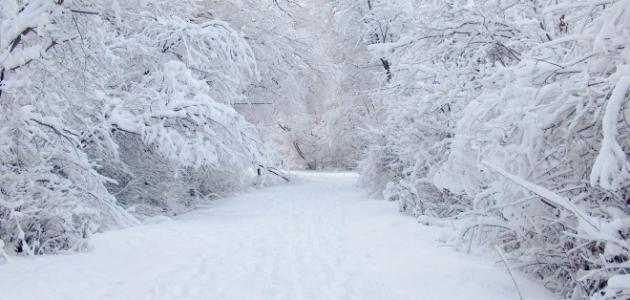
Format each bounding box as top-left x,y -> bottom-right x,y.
1,0 -> 629,299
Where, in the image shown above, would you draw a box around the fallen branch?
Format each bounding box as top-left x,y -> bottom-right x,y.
258,165 -> 290,182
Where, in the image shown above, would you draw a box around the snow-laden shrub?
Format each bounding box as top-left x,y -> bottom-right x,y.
94,5 -> 265,215
358,0 -> 539,209
347,0 -> 630,298
0,0 -> 139,255
1,0 -> 266,254
100,60 -> 265,216
435,1 -> 630,297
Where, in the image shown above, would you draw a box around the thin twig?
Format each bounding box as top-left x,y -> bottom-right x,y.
70,9 -> 100,15
495,245 -> 525,300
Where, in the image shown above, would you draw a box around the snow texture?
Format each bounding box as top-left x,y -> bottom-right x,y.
0,172 -> 555,300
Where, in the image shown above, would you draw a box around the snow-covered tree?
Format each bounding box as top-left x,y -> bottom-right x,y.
338,0 -> 630,298
435,1 -> 630,297
1,0 -> 268,255
0,0 -> 140,255
207,0 -> 353,170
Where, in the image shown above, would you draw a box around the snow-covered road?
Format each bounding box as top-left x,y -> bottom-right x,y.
0,172 -> 554,300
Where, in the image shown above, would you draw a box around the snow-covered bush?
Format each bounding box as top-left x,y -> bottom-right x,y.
345,0 -> 630,298
436,1 -> 630,297
0,0 -> 138,255
357,0 -> 538,202
1,0 -> 267,254
100,58 -> 264,215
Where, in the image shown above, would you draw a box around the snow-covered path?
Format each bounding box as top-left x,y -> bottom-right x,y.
0,172 -> 554,300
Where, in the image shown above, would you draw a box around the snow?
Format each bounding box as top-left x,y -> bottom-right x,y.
607,274 -> 630,289
0,172 -> 556,300
590,74 -> 630,191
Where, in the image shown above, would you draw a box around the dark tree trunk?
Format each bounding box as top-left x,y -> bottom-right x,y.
380,58 -> 392,82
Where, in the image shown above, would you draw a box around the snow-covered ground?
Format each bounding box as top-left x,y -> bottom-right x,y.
0,172 -> 555,300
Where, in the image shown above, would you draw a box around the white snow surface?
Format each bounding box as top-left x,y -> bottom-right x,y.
0,172 -> 556,300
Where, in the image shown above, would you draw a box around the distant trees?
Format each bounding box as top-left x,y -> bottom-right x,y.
208,0 -> 338,170
338,0 -> 630,298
